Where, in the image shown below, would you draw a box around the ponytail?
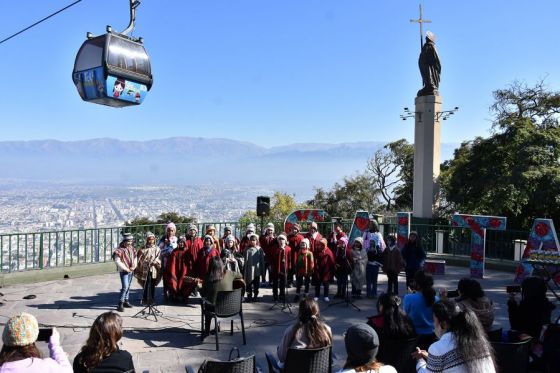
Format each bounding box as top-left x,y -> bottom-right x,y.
414,270 -> 435,306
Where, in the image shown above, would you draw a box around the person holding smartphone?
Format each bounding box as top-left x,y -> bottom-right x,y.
0,312 -> 72,372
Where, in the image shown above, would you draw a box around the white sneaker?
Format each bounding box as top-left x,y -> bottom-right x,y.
324,297 -> 330,302
313,297 -> 319,301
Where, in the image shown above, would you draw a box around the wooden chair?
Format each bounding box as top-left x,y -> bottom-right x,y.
266,346 -> 332,373
201,287 -> 246,351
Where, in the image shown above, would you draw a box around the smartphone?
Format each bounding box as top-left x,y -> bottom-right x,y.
506,285 -> 521,294
37,328 -> 52,342
446,290 -> 459,298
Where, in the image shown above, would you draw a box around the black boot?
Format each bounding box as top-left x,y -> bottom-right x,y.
117,302 -> 124,312
123,300 -> 133,308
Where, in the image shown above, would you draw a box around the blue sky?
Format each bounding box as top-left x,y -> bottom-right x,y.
1,0 -> 559,147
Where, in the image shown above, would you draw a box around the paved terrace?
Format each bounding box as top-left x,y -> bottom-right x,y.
0,266 -> 558,372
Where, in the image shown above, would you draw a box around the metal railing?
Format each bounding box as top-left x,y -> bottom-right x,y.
0,220 -> 534,273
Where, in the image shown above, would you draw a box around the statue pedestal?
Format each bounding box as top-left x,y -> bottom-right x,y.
412,95 -> 442,219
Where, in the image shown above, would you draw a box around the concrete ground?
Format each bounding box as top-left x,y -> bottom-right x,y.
0,266 -> 558,372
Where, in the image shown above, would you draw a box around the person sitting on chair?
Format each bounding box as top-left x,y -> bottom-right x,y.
73,312 -> 134,373
338,323 -> 397,373
201,257 -> 243,338
275,298 -> 332,368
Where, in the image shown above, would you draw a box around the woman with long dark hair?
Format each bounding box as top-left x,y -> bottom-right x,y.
73,312 -> 134,373
201,257 -> 242,337
368,293 -> 416,340
403,269 -> 439,349
0,313 -> 72,372
402,232 -> 426,288
455,278 -> 494,331
412,299 -> 496,373
276,298 -> 332,366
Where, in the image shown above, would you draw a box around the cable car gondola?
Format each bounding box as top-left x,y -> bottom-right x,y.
72,0 -> 152,107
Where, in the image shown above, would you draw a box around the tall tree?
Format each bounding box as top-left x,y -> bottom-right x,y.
440,81 -> 560,229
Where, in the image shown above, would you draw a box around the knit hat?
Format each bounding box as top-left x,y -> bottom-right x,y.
206,225 -> 216,232
337,236 -> 349,246
246,223 -> 256,232
225,235 -> 235,243
224,225 -> 232,232
178,235 -> 186,244
344,324 -> 380,367
2,313 -> 39,347
187,224 -> 198,232
319,238 -> 328,248
310,222 -> 318,230
300,238 -> 310,248
121,232 -> 133,242
265,223 -> 275,231
292,223 -> 301,230
166,222 -> 176,231
248,233 -> 259,240
146,231 -> 155,238
353,237 -> 364,246
277,233 -> 287,242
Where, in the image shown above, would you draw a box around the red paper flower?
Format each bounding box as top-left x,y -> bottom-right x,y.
535,222 -> 549,237
398,217 -> 409,226
355,217 -> 369,231
489,218 -> 502,229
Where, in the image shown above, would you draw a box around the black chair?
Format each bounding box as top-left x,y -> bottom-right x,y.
491,336 -> 533,373
376,336 -> 419,373
201,287 -> 246,351
486,327 -> 503,342
542,324 -> 560,373
186,355 -> 257,373
265,346 -> 332,373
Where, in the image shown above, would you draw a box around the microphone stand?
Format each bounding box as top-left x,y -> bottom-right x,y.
270,248 -> 293,314
327,257 -> 360,311
133,265 -> 163,322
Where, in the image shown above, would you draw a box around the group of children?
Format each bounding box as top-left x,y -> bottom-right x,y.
112,218 -> 418,309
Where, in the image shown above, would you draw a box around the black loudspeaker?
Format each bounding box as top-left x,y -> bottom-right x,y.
257,196 -> 270,216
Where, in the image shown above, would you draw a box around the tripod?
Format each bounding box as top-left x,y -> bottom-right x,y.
327,272 -> 361,311
270,271 -> 293,314
133,272 -> 163,322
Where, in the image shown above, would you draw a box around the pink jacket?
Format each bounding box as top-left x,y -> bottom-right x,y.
0,340 -> 72,373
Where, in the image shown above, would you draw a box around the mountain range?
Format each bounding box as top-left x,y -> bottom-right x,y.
0,137 -> 458,193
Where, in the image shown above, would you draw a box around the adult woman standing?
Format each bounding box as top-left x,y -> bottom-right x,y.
276,298 -> 332,366
412,299 -> 496,373
112,232 -> 137,312
73,312 -> 135,373
403,270 -> 439,350
402,232 -> 426,288
134,231 -> 162,305
0,313 -> 72,372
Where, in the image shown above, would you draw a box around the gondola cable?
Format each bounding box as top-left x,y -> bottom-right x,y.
0,0 -> 83,46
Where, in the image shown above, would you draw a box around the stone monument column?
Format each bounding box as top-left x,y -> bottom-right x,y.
412,94 -> 441,218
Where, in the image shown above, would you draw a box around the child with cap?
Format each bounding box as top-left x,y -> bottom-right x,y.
112,232 -> 137,312
243,233 -> 265,302
294,238 -> 314,302
0,312 -> 72,372
338,324 -> 397,373
351,237 -> 367,299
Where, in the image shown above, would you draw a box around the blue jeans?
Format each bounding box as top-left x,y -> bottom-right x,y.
119,271 -> 133,303
366,263 -> 380,298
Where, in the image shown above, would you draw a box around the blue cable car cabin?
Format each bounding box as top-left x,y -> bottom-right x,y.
72,31 -> 152,107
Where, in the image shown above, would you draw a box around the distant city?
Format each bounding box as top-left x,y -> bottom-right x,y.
0,184 -> 278,234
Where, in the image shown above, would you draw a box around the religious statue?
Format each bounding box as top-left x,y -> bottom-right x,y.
417,31 -> 441,97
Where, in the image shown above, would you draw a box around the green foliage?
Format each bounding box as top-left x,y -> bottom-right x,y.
126,212 -> 196,226
440,81 -> 560,229
308,173 -> 382,218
